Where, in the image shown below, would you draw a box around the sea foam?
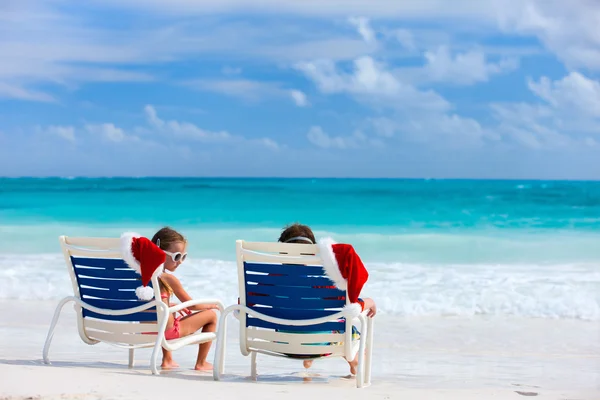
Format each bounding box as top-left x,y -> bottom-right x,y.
1,253 -> 597,321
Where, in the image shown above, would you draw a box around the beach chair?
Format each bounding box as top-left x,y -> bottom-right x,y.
43,236 -> 223,374
213,240 -> 374,388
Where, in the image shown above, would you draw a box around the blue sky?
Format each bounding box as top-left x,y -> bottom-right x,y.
1,0 -> 599,179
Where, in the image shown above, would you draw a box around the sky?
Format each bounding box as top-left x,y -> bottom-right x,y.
0,0 -> 599,179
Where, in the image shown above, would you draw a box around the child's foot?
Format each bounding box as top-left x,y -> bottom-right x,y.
161,360 -> 180,369
348,358 -> 358,375
303,360 -> 313,369
194,361 -> 213,371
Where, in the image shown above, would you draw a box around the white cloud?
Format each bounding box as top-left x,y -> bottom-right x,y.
143,105 -> 279,149
33,105 -> 280,151
222,66 -> 242,75
494,0 -> 600,71
0,82 -> 55,103
369,117 -> 397,138
307,126 -> 357,149
424,46 -> 519,85
144,105 -> 164,128
289,90 -> 309,107
1,2 -> 387,103
528,72 -> 600,118
391,29 -> 416,51
86,123 -> 128,142
348,17 -> 376,44
298,54 -> 497,146
260,138 -> 280,150
46,125 -> 76,142
144,105 -> 231,141
492,103 -> 572,149
4,0 -> 598,107
492,72 -> 600,148
259,38 -> 374,62
186,79 -> 282,102
188,79 -> 308,107
296,56 -> 450,112
368,113 -> 490,146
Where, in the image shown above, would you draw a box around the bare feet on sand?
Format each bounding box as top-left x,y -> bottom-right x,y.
303,360 -> 313,369
194,361 -> 213,371
161,360 -> 180,369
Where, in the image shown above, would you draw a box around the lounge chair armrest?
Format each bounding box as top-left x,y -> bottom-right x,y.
169,299 -> 224,314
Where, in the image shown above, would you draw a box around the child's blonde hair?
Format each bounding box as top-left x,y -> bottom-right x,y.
151,227 -> 187,296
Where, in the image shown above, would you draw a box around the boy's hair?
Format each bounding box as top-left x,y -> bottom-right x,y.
278,223 -> 316,244
151,226 -> 186,296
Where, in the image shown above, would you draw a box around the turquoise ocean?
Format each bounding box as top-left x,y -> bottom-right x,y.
1,178 -> 599,320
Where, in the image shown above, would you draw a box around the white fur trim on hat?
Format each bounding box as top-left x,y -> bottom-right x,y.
120,232 -> 141,274
317,237 -> 347,290
343,303 -> 362,319
135,286 -> 155,301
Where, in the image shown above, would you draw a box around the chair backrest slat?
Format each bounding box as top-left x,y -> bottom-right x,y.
244,262 -> 328,275
74,265 -> 139,280
245,295 -> 344,310
247,317 -> 344,332
82,309 -> 158,322
76,276 -> 143,292
245,272 -> 336,288
84,298 -> 155,310
79,286 -> 142,300
245,282 -> 342,299
248,307 -> 343,320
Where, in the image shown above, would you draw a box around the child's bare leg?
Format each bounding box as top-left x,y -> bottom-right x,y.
179,310 -> 217,371
346,354 -> 358,375
161,348 -> 179,369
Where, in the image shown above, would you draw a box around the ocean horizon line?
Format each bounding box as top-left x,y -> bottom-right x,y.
2,176 -> 600,183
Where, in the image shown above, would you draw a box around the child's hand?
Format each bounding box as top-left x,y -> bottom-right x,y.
367,304 -> 377,318
363,298 -> 377,318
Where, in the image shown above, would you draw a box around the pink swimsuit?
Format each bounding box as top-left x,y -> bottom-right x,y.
161,293 -> 191,340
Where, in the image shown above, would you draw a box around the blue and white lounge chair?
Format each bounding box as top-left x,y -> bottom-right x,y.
43,236 -> 224,374
213,240 -> 374,388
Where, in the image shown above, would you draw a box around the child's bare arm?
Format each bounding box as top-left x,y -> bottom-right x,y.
362,297 -> 377,318
161,274 -> 219,311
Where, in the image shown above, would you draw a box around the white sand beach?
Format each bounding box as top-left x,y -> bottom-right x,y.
1,300 -> 598,399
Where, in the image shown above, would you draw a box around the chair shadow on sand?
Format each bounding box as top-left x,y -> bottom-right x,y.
0,358 -> 346,385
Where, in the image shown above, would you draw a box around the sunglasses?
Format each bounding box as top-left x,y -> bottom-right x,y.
164,250 -> 188,263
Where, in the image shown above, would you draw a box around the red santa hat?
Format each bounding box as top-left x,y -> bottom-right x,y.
317,237 -> 369,318
120,232 -> 166,300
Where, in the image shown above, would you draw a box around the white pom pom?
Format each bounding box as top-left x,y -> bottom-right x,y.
135,285 -> 154,301
344,303 -> 362,319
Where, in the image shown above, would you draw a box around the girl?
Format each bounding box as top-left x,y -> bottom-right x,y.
152,227 -> 219,371
278,223 -> 377,375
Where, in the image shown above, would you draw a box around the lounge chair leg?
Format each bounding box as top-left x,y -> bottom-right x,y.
150,334 -> 164,375
250,351 -> 257,380
356,315 -> 368,388
365,317 -> 374,386
43,297 -> 75,365
128,349 -> 135,368
213,307 -> 231,381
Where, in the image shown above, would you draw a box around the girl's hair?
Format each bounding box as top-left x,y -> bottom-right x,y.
278,223 -> 316,244
151,226 -> 186,250
151,227 -> 187,296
